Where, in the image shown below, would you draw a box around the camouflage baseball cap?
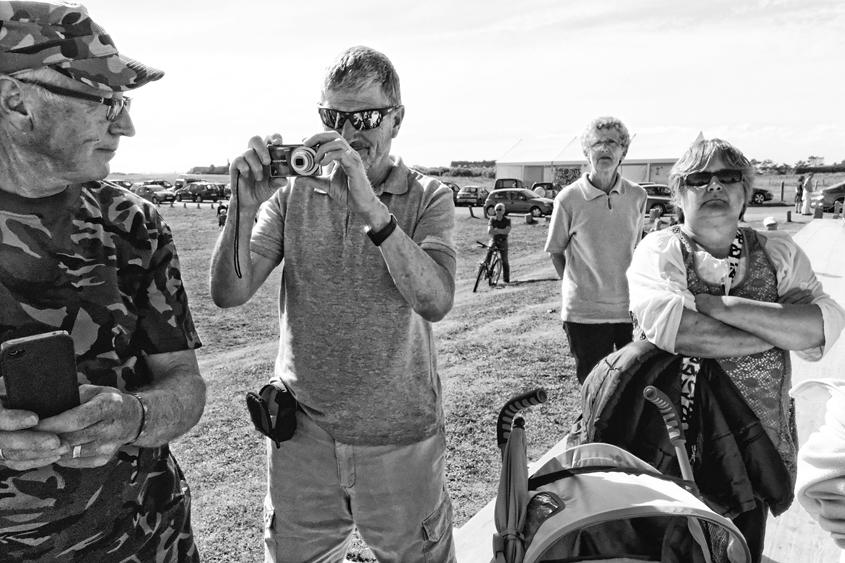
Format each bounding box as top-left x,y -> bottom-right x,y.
0,1 -> 163,92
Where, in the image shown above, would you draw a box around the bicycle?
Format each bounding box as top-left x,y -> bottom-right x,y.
473,240 -> 503,292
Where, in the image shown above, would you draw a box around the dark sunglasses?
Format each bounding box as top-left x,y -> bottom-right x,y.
683,169 -> 744,188
17,79 -> 131,122
318,105 -> 400,131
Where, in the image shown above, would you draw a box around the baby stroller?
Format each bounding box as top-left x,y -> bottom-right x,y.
491,388 -> 751,563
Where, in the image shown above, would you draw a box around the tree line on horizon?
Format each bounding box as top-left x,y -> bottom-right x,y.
187,156 -> 845,179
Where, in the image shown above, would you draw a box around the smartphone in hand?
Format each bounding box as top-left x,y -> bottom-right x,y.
0,330 -> 81,418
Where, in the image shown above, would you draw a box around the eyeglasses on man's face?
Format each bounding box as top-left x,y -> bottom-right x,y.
17,79 -> 131,122
317,105 -> 400,131
589,138 -> 621,151
683,169 -> 744,188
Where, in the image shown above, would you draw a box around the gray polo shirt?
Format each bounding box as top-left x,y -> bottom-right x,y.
544,173 -> 647,323
250,156 -> 456,446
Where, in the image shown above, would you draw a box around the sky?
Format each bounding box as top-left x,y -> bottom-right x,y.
76,0 -> 845,174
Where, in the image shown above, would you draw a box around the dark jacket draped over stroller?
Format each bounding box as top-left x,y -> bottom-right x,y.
571,339 -> 793,519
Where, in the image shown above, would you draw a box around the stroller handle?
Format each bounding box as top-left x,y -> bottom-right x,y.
643,385 -> 695,482
496,388 -> 548,448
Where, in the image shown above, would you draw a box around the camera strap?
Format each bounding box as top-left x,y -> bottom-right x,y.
245,381 -> 298,448
233,169 -> 242,278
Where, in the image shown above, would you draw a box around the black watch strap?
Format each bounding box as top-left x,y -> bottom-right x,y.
367,214 -> 398,246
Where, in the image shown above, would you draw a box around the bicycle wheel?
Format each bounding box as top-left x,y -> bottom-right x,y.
489,257 -> 502,286
473,262 -> 486,293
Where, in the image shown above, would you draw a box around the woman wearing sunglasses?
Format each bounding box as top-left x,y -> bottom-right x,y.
626,138 -> 845,562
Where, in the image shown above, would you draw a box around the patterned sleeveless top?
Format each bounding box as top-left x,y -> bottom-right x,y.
673,225 -> 797,481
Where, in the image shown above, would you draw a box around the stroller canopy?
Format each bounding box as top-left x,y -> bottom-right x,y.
518,442 -> 751,563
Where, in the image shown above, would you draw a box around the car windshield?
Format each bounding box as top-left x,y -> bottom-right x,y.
645,185 -> 669,196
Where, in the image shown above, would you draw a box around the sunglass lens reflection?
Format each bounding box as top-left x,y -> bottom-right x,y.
319,108 -> 339,129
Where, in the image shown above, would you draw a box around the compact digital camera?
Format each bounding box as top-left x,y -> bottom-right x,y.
268,144 -> 321,177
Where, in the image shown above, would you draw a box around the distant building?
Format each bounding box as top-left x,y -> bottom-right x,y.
495,131 -> 704,186
809,157 -> 825,167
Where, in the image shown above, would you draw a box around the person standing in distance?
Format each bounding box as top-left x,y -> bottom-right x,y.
487,202 -> 511,283
544,116 -> 647,384
209,46 -> 457,563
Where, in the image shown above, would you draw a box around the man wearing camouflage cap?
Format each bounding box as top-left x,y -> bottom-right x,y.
0,2 -> 206,562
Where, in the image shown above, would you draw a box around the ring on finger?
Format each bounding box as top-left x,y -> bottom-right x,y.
72,445 -> 82,459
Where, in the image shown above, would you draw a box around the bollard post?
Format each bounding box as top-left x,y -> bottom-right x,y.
524,214 -> 535,225
786,210 -> 792,223
834,201 -> 842,219
814,204 -> 824,219
780,181 -> 785,202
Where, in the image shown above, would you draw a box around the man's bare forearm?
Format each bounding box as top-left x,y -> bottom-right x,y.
378,228 -> 455,323
131,350 -> 206,448
550,253 -> 565,279
209,207 -> 264,308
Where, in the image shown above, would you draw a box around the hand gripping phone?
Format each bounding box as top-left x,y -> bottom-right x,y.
1,330 -> 81,418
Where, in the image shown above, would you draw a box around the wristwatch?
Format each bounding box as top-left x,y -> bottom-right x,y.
366,214 -> 397,246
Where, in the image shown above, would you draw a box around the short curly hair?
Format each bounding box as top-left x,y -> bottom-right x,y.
580,116 -> 631,158
669,138 -> 755,222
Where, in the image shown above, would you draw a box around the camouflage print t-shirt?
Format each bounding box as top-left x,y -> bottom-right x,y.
0,182 -> 202,562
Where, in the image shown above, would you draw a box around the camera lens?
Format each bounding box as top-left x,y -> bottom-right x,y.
290,147 -> 320,175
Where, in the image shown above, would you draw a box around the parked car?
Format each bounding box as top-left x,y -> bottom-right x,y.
173,177 -> 204,191
641,183 -> 674,216
750,188 -> 774,205
108,179 -> 134,189
456,185 -> 489,206
493,178 -> 526,191
442,181 -> 460,203
815,180 -> 845,212
223,183 -> 232,198
133,184 -> 176,205
174,181 -> 224,202
483,188 -> 554,218
144,179 -> 174,189
531,182 -> 562,199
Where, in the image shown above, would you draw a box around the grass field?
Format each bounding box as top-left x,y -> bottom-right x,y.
159,197 -> 580,562
138,169 -> 829,561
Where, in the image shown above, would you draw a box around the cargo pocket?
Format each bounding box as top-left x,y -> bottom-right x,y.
422,489 -> 455,563
263,496 -> 279,561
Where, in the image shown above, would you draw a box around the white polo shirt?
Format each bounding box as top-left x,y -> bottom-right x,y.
544,173 -> 647,323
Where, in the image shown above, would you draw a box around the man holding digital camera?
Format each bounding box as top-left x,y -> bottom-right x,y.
210,46 -> 457,562
0,2 -> 206,561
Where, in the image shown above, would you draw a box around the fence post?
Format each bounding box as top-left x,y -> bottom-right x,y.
780,181 -> 785,202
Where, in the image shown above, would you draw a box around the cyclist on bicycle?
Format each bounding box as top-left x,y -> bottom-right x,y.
487,203 -> 511,283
